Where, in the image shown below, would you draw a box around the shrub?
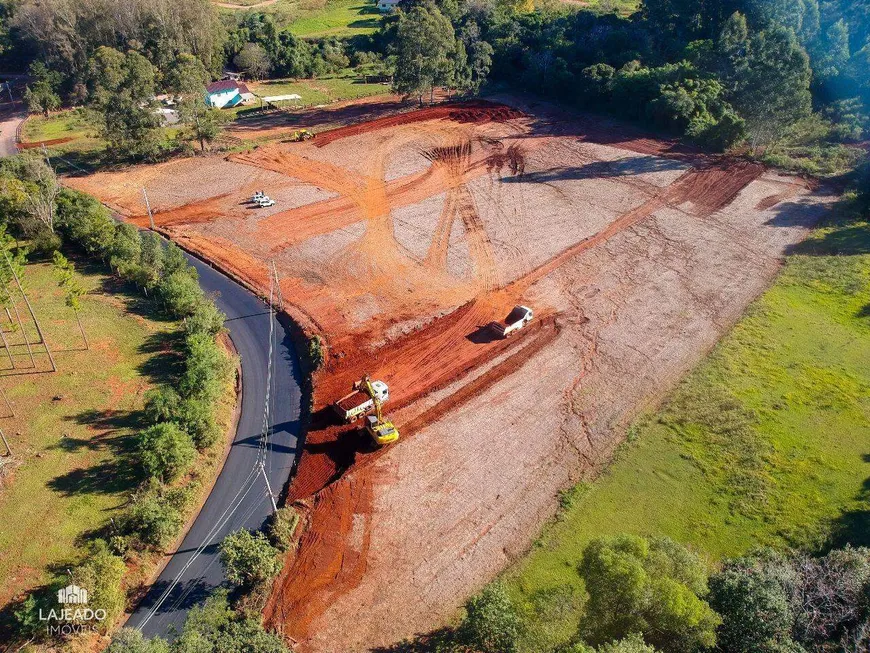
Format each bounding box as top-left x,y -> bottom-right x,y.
185,299 -> 226,337
124,486 -> 188,548
69,541 -> 126,633
219,529 -> 282,589
179,396 -> 221,450
457,583 -> 522,653
138,422 -> 196,483
269,506 -> 301,552
143,386 -> 182,424
107,628 -> 170,653
159,269 -> 204,318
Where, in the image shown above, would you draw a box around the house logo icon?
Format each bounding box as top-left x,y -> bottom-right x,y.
57,585 -> 88,605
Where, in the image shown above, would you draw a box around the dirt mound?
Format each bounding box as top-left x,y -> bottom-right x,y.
313,101 -> 525,147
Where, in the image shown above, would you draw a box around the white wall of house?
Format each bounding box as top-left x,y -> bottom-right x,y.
206,88 -> 240,109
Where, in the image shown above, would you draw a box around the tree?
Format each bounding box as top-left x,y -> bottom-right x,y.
16,155 -> 61,239
234,42 -> 271,80
143,386 -> 181,424
457,583 -> 523,653
159,269 -> 203,318
138,422 -> 196,483
72,541 -> 127,632
219,529 -> 281,588
168,53 -> 229,153
89,47 -> 163,161
124,487 -> 186,548
107,628 -> 170,653
716,15 -> 813,149
174,590 -> 290,653
709,553 -> 797,653
392,2 -> 458,104
56,188 -> 116,258
185,299 -> 226,337
23,61 -> 61,116
578,535 -> 720,652
52,251 -> 88,349
180,332 -> 232,403
460,21 -> 494,94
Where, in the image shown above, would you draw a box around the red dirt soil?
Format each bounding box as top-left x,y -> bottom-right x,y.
312,100 -> 526,147
18,137 -> 73,149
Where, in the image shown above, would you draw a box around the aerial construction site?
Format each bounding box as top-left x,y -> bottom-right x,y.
67,95 -> 835,652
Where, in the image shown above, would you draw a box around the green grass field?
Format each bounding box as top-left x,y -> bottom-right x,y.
504,202 -> 870,652
0,256 -> 234,611
286,0 -> 382,37
21,109 -> 104,155
248,71 -> 389,106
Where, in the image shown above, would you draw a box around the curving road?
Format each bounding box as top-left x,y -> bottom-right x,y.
126,252 -> 304,639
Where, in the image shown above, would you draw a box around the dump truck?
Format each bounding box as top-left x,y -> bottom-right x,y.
332,379 -> 389,422
489,305 -> 534,338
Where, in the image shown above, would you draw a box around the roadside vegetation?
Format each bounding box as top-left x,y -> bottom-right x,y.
0,155 -> 239,649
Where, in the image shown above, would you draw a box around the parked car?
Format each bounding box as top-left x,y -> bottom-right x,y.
256,196 -> 276,208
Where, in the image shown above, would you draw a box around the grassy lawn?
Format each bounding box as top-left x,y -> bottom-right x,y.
247,71 -> 389,106
21,109 -> 104,156
0,256 -> 234,610
287,0 -> 382,37
504,205 -> 870,652
560,0 -> 640,16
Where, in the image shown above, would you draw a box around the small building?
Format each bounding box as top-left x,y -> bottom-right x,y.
205,80 -> 255,109
376,0 -> 400,11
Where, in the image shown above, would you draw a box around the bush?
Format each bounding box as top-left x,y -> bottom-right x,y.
457,583 -> 522,653
308,335 -> 324,370
180,332 -> 232,403
124,486 -> 189,548
179,396 -> 221,450
159,269 -> 204,318
107,628 -> 170,653
71,541 -> 127,633
219,529 -> 282,589
143,386 -> 182,424
138,422 -> 196,483
269,506 -> 301,552
185,299 -> 226,337
56,188 -> 116,258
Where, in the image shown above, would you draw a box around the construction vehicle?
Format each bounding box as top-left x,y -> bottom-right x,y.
359,376 -> 399,446
332,377 -> 390,422
332,376 -> 399,446
489,305 -> 534,338
289,129 -> 314,142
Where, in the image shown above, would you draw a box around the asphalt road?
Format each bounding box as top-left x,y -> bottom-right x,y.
126,253 -> 303,639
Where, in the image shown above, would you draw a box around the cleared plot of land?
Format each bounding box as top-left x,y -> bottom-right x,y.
504,215 -> 870,652
0,259 -> 172,610
249,73 -> 389,108
66,96 -> 836,652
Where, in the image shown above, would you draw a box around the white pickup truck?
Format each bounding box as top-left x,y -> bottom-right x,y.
489,305 -> 534,338
332,380 -> 390,422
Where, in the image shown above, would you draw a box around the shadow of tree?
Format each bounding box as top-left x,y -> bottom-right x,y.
827,455 -> 870,551
501,155 -> 686,184
369,627 -> 457,653
46,430 -> 144,498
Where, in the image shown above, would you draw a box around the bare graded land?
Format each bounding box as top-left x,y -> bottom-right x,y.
65,96 -> 837,652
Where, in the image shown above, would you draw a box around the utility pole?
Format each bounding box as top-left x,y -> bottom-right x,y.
270,260 -> 285,311
41,142 -> 53,172
261,461 -> 278,512
4,251 -> 55,372
5,82 -> 13,105
142,188 -> 155,230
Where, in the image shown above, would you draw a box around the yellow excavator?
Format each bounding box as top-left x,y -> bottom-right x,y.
289,129 -> 314,142
357,375 -> 400,446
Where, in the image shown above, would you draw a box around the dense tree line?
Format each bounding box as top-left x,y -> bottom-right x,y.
410,535 -> 870,653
